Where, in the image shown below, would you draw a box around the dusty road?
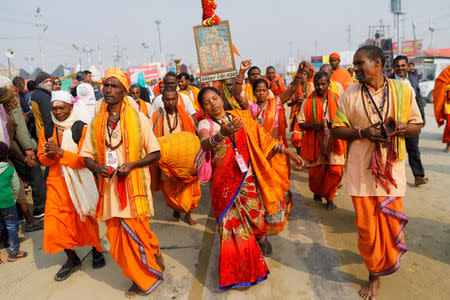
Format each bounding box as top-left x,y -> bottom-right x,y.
0,104 -> 448,300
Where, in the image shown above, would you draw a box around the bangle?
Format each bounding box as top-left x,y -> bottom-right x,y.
209,135 -> 220,146
217,130 -> 226,140
235,78 -> 244,85
357,128 -> 362,139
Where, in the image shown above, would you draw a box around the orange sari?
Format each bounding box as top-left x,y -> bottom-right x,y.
249,98 -> 291,234
432,66 -> 450,143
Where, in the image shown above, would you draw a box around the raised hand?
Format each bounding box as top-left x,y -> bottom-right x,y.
240,59 -> 252,72
220,117 -> 243,137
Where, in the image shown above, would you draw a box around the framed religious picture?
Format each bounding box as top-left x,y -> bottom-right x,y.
193,20 -> 237,82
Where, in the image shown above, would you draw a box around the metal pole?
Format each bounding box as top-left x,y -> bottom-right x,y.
396,13 -> 401,55
155,20 -> 163,60
7,58 -> 11,79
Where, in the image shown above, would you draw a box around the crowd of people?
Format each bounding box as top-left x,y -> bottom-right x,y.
0,44 -> 448,300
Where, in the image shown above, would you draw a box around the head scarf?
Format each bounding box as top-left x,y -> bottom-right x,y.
74,83 -> 96,124
104,67 -> 130,91
51,90 -> 74,104
51,77 -> 61,84
0,88 -> 15,105
329,52 -> 340,60
35,72 -> 51,85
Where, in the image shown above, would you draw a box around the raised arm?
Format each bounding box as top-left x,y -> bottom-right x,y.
233,60 -> 252,110
278,62 -> 311,104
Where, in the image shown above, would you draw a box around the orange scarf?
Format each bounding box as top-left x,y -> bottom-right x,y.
90,98 -> 150,219
228,109 -> 283,216
301,90 -> 345,162
151,106 -> 195,138
138,99 -> 150,118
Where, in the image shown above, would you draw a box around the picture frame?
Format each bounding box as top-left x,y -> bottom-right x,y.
193,20 -> 237,82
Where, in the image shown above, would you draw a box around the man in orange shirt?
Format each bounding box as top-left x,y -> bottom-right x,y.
329,52 -> 354,90
265,66 -> 286,97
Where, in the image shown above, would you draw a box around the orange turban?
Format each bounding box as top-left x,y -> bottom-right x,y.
104,67 -> 131,91
329,53 -> 340,60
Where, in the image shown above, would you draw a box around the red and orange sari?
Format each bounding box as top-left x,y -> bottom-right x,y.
208,110 -> 282,289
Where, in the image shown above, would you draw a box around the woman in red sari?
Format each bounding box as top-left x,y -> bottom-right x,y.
197,87 -> 303,290
233,60 -> 307,235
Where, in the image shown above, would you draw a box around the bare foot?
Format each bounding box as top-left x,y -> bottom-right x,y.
325,201 -> 337,210
184,212 -> 198,226
156,253 -> 165,273
359,275 -> 380,300
313,194 -> 322,203
172,210 -> 181,221
125,282 -> 141,299
445,143 -> 450,153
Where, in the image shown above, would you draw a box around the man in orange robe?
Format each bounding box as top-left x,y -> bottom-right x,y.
129,84 -> 151,118
332,46 -> 423,300
265,66 -> 286,97
329,52 -> 354,90
432,65 -> 450,152
151,87 -> 200,225
37,91 -> 105,281
81,68 -> 164,298
298,71 -> 345,210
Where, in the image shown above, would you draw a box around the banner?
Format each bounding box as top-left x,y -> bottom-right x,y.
128,64 -> 160,80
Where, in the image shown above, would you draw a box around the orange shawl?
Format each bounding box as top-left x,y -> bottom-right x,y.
139,99 -> 150,118
331,67 -> 353,90
180,86 -> 202,113
90,98 -> 150,219
433,66 -> 450,126
151,107 -> 195,138
264,74 -> 286,97
228,109 -> 283,215
301,90 -> 345,162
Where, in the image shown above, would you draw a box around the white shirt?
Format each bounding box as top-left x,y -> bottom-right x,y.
394,73 -> 416,97
150,92 -> 196,116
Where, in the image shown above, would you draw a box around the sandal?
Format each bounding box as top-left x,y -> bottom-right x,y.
7,250 -> 28,262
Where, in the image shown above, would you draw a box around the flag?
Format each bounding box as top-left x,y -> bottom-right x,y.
72,42 -> 81,51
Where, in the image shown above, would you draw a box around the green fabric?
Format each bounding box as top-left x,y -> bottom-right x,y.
10,106 -> 37,153
0,163 -> 16,208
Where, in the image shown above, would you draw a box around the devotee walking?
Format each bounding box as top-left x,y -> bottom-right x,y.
433,65 -> 450,152
265,66 -> 286,97
81,68 -> 164,298
37,91 -> 105,281
197,86 -> 303,289
150,72 -> 196,120
178,72 -> 202,114
389,55 -> 428,185
151,87 -> 200,225
320,64 -> 344,96
0,141 -> 28,262
329,52 -> 354,90
298,71 -> 345,210
332,45 -> 423,300
128,84 -> 151,118
74,83 -> 97,124
234,60 -> 305,234
31,72 -> 53,139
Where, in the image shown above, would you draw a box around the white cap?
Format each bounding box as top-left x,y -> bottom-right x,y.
51,90 -> 74,104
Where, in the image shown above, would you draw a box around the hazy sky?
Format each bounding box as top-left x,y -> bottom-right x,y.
1,0 -> 449,73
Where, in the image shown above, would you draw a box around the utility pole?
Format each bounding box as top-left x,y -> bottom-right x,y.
155,20 -> 163,61
346,25 -> 351,50
35,7 -> 46,70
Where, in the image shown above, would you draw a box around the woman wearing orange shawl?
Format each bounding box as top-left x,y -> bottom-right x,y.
234,60 -> 305,234
432,65 -> 450,152
81,68 -> 164,298
197,87 -> 302,290
298,71 -> 346,210
151,88 -> 200,225
288,64 -> 315,153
